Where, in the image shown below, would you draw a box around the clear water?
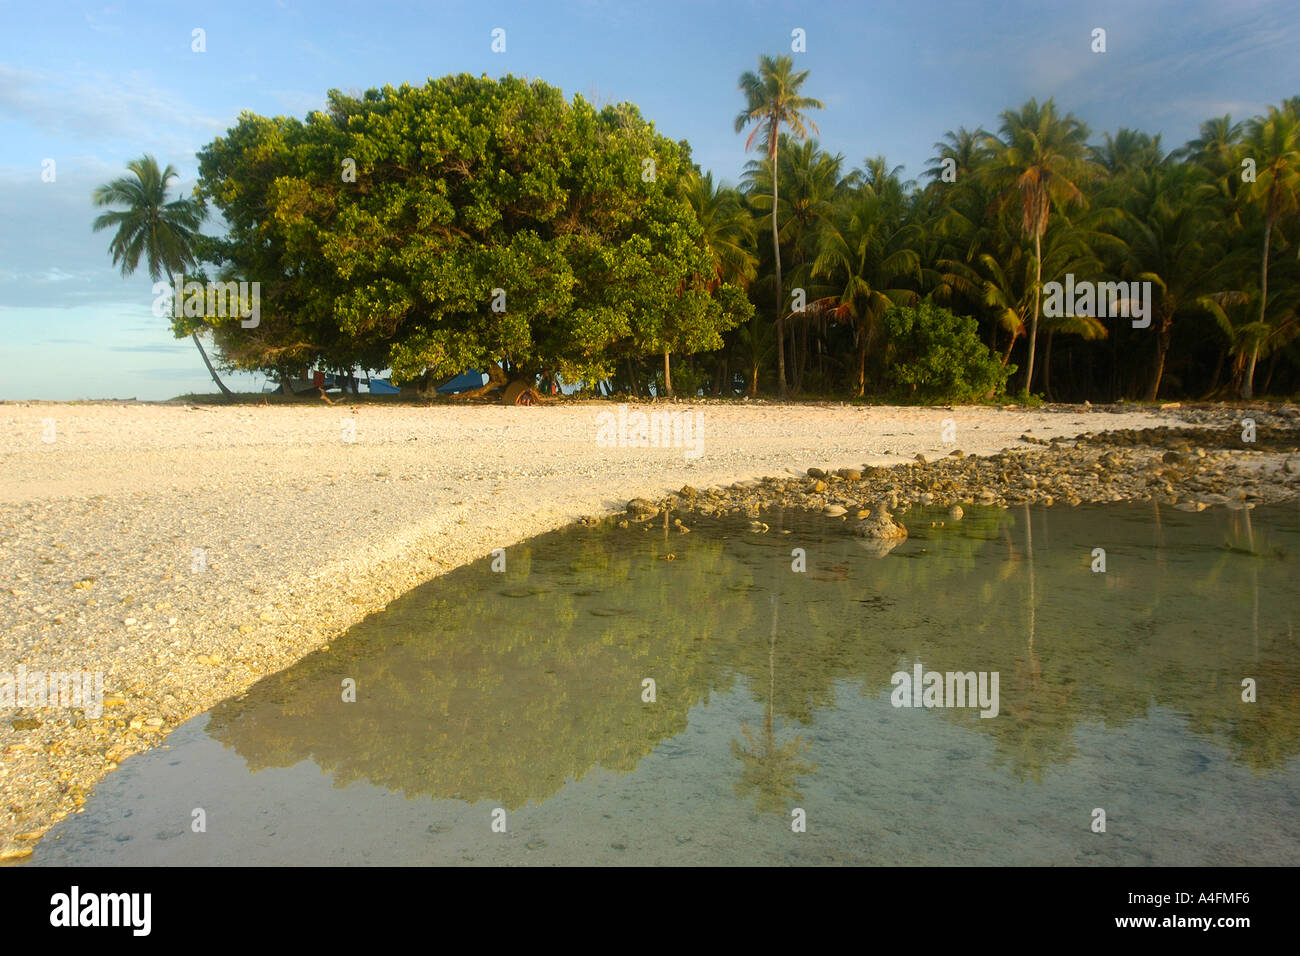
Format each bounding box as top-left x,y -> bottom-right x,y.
34,503 -> 1300,865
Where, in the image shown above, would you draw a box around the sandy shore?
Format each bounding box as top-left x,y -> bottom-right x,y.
0,399 -> 1226,859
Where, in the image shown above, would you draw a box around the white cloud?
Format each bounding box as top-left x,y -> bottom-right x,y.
0,63 -> 225,144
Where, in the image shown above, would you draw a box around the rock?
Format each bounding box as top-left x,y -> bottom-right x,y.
914,453 -> 927,464
1021,476 -> 1038,489
919,493 -> 934,506
626,498 -> 658,517
679,485 -> 699,498
836,468 -> 862,481
1285,457 -> 1300,475
748,521 -> 769,534
807,467 -> 827,479
823,505 -> 847,517
948,505 -> 964,520
855,508 -> 872,519
811,480 -> 827,493
0,848 -> 33,861
852,505 -> 908,541
977,489 -> 996,504
1163,450 -> 1184,464
949,449 -> 963,457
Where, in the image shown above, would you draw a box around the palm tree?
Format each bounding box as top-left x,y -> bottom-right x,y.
940,217 -> 1103,395
1178,115 -> 1245,202
684,170 -> 758,288
735,54 -> 824,398
925,127 -> 990,186
813,188 -> 921,395
983,99 -> 1093,393
93,155 -> 232,396
1239,105 -> 1300,398
1118,163 -> 1223,399
1199,284 -> 1300,397
1090,128 -> 1164,177
744,140 -> 844,390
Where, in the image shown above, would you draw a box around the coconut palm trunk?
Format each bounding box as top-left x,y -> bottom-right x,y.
168,270 -> 234,397
1025,230 -> 1042,393
1146,310 -> 1175,402
1243,213 -> 1274,400
770,127 -> 787,398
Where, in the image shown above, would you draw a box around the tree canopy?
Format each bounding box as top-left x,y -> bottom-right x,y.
193,73 -> 751,388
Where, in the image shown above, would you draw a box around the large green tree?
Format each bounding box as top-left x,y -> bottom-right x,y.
194,75 -> 747,392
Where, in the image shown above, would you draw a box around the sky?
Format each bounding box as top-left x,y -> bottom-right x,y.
1,0 -> 1297,400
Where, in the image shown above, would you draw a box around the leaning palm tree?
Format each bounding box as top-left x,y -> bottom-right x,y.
983,99 -> 1093,394
735,54 -> 823,398
1239,105 -> 1300,398
93,154 -> 232,396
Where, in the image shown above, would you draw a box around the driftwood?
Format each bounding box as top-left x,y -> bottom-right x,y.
436,363 -> 509,401
501,380 -> 543,405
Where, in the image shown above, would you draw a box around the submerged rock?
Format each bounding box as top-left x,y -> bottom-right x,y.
852,504 -> 908,541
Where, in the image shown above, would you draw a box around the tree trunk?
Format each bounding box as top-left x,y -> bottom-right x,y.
1242,343 -> 1260,401
662,347 -> 673,399
855,325 -> 868,398
771,129 -> 787,398
1024,231 -> 1041,394
189,333 -> 232,398
1208,345 -> 1226,395
1243,215 -> 1274,400
1000,329 -> 1017,367
1145,315 -> 1172,402
168,266 -> 233,398
1262,347 -> 1280,395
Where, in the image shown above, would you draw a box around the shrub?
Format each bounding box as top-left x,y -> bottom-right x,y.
880,302 -> 1012,402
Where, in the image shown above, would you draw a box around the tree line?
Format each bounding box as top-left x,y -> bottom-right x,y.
93,59 -> 1300,402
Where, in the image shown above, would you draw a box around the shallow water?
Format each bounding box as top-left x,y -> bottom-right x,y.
35,502 -> 1300,865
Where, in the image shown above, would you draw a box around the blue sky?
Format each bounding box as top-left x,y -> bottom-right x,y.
1,0 -> 1296,400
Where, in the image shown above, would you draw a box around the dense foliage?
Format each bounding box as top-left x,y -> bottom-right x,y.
189,74 -> 751,392
880,302 -> 1011,402
164,62 -> 1299,402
